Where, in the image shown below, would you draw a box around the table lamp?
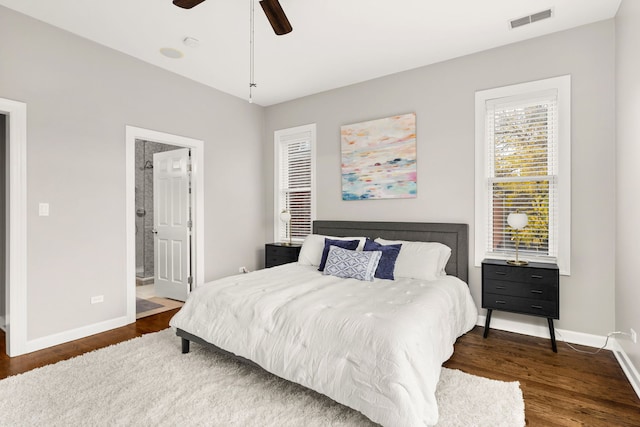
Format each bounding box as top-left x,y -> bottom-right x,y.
280,209 -> 292,245
507,212 -> 528,266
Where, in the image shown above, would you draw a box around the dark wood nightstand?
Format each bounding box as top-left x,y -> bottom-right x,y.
265,243 -> 302,268
482,259 -> 560,352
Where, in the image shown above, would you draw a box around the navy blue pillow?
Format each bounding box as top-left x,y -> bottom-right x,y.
363,238 -> 402,280
318,238 -> 360,271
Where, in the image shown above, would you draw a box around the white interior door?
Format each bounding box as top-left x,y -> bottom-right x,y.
153,148 -> 191,301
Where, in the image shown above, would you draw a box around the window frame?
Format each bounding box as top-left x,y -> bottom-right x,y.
273,123 -> 316,244
474,75 -> 571,275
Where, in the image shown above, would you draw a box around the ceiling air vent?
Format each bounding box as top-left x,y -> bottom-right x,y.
510,9 -> 553,29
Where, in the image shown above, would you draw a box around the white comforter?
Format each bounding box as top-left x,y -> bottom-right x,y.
169,263 -> 478,426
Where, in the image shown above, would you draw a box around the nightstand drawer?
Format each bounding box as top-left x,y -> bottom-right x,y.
483,279 -> 557,301
520,267 -> 558,286
268,245 -> 299,257
483,264 -> 521,281
265,243 -> 302,268
483,264 -> 558,285
483,293 -> 558,318
266,255 -> 296,266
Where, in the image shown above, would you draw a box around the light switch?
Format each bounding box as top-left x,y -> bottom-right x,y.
39,203 -> 49,216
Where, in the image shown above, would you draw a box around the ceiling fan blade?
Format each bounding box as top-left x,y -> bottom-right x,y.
173,0 -> 207,9
259,0 -> 293,35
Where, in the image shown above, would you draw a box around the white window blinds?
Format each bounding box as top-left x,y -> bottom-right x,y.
485,92 -> 558,261
275,125 -> 315,243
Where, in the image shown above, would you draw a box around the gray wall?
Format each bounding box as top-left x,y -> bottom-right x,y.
264,20 -> 617,336
0,6 -> 265,341
0,114 -> 5,326
0,3 -> 626,354
615,1 -> 640,370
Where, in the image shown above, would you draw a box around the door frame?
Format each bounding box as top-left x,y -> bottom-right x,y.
125,126 -> 204,323
0,98 -> 28,357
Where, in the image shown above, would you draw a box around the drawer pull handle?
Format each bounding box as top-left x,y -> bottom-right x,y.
495,271 -> 507,276
531,274 -> 543,279
495,286 -> 506,290
531,305 -> 543,309
496,300 -> 507,304
530,290 -> 543,294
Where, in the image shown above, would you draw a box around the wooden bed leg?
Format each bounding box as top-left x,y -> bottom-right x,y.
181,338 -> 190,354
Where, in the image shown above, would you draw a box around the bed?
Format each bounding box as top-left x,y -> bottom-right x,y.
170,221 -> 478,427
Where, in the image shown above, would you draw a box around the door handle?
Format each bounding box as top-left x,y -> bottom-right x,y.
152,229 -> 158,234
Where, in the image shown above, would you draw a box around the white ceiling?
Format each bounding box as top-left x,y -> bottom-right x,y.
0,0 -> 621,106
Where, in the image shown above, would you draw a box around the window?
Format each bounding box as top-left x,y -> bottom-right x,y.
274,123 -> 316,243
475,76 -> 571,274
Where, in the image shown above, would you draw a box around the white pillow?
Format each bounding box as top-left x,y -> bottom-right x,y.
375,238 -> 452,280
298,234 -> 367,266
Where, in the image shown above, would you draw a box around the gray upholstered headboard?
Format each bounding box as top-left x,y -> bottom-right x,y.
312,221 -> 469,283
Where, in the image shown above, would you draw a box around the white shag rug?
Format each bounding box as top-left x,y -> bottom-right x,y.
0,330 -> 525,427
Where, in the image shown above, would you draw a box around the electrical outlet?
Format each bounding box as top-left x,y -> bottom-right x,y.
90,295 -> 104,304
38,203 -> 50,216
631,328 -> 637,344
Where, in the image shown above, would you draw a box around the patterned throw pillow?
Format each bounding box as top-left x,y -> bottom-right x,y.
322,246 -> 382,282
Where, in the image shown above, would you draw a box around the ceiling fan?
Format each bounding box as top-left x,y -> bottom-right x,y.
172,0 -> 293,35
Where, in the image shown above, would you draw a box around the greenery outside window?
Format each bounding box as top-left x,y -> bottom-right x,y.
475,76 -> 571,274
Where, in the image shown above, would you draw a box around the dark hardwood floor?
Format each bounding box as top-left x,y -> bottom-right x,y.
444,327 -> 640,426
1,313 -> 638,425
0,309 -> 179,378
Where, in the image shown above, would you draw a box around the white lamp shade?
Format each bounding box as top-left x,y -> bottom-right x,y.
507,212 -> 528,230
280,210 -> 291,222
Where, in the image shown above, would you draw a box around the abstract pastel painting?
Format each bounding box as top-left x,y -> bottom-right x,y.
341,113 -> 417,200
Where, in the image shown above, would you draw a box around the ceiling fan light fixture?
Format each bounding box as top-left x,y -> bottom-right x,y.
259,0 -> 293,35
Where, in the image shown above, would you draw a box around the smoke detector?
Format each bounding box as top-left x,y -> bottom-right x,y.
510,9 -> 553,29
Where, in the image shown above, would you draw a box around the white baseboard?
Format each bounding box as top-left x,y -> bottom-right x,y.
0,315 -> 5,332
477,314 -> 640,399
611,339 -> 640,400
476,314 -> 615,349
24,316 -> 131,354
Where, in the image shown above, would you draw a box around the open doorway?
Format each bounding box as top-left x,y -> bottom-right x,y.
125,126 -> 205,325
0,97 -> 27,357
134,139 -> 185,319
